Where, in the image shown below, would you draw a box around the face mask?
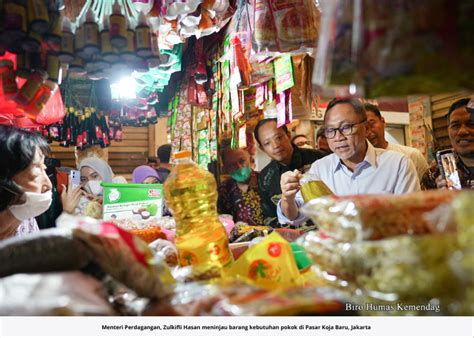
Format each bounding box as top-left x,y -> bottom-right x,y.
85,180 -> 103,196
9,190 -> 52,221
230,166 -> 252,183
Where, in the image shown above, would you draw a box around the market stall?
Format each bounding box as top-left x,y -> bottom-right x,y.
0,0 -> 473,317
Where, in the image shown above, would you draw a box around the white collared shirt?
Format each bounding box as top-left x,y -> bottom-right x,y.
277,141 -> 420,226
386,142 -> 429,180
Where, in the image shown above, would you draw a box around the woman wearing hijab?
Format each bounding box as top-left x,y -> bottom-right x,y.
61,157 -> 115,219
132,165 -> 160,184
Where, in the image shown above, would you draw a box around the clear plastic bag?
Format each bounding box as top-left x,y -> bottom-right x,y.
301,190 -> 459,241
0,272 -> 114,315
313,0 -> 474,98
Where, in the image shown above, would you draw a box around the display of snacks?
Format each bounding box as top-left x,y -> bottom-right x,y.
229,222 -> 273,243
301,190 -> 459,242
299,231 -> 462,303
126,226 -> 167,244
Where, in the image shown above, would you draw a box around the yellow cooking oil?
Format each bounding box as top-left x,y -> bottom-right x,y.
164,151 -> 232,269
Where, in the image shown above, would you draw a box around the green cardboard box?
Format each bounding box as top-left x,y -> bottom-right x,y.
102,183 -> 163,226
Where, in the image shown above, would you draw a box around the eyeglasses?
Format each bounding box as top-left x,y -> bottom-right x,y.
324,120 -> 367,139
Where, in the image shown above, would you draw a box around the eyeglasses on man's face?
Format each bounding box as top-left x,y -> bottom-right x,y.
324,120 -> 367,139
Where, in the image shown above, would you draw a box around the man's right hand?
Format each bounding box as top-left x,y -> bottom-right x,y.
280,169 -> 302,202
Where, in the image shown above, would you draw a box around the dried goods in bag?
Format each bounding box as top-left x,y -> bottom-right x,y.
301,190 -> 459,242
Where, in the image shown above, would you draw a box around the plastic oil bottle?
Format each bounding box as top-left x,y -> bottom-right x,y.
164,151 -> 233,270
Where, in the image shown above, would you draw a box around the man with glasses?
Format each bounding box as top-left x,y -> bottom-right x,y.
277,98 -> 420,227
421,98 -> 474,189
254,118 -> 326,227
365,103 -> 429,180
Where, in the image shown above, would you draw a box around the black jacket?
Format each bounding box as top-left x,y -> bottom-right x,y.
258,146 -> 326,227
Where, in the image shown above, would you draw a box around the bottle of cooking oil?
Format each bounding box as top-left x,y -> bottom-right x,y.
164,151 -> 232,270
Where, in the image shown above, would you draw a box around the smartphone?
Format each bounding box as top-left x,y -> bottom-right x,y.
436,150 -> 462,190
69,170 -> 81,189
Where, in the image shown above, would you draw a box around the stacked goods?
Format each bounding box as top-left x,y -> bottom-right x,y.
301,190 -> 459,241
299,190 -> 473,315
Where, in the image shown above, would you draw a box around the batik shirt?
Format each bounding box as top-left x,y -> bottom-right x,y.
218,171 -> 264,225
421,154 -> 474,190
258,146 -> 326,227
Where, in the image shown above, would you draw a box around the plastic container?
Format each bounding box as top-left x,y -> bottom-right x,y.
46,52 -> 61,82
2,1 -> 27,45
0,60 -> 18,100
59,17 -> 74,63
83,8 -> 100,56
26,0 -> 49,34
300,174 -> 333,203
164,151 -> 233,269
100,18 -> 118,63
121,19 -> 137,62
135,11 -> 152,58
15,69 -> 47,106
23,80 -> 58,120
109,0 -> 127,49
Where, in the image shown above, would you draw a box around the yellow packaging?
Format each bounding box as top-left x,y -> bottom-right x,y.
301,180 -> 333,203
226,232 -> 302,289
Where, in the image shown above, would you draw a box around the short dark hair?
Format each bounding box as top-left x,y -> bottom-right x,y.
364,103 -> 382,119
157,144 -> 171,163
316,127 -> 326,139
254,118 -> 289,146
291,134 -> 308,143
0,125 -> 50,211
447,98 -> 469,121
324,98 -> 367,123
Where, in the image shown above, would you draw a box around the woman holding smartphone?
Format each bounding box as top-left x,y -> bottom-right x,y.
61,157 -> 116,218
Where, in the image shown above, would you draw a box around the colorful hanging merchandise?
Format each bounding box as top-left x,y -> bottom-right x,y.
159,0 -> 234,45
43,78 -> 114,149
0,53 -> 66,128
252,0 -> 320,56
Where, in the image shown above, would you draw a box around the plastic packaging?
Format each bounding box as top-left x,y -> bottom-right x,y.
59,17 -> 74,63
26,0 -> 49,34
226,232 -> 302,289
164,150 -> 233,271
109,0 -> 127,49
15,70 -> 47,107
57,213 -> 175,299
301,190 -> 459,242
313,0 -> 474,98
135,11 -> 152,58
83,8 -> 100,56
0,272 -> 114,315
0,60 -> 18,99
300,173 -> 333,203
23,80 -> 58,120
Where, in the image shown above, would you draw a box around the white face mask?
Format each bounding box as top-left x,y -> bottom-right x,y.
85,180 -> 103,196
9,190 -> 52,221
